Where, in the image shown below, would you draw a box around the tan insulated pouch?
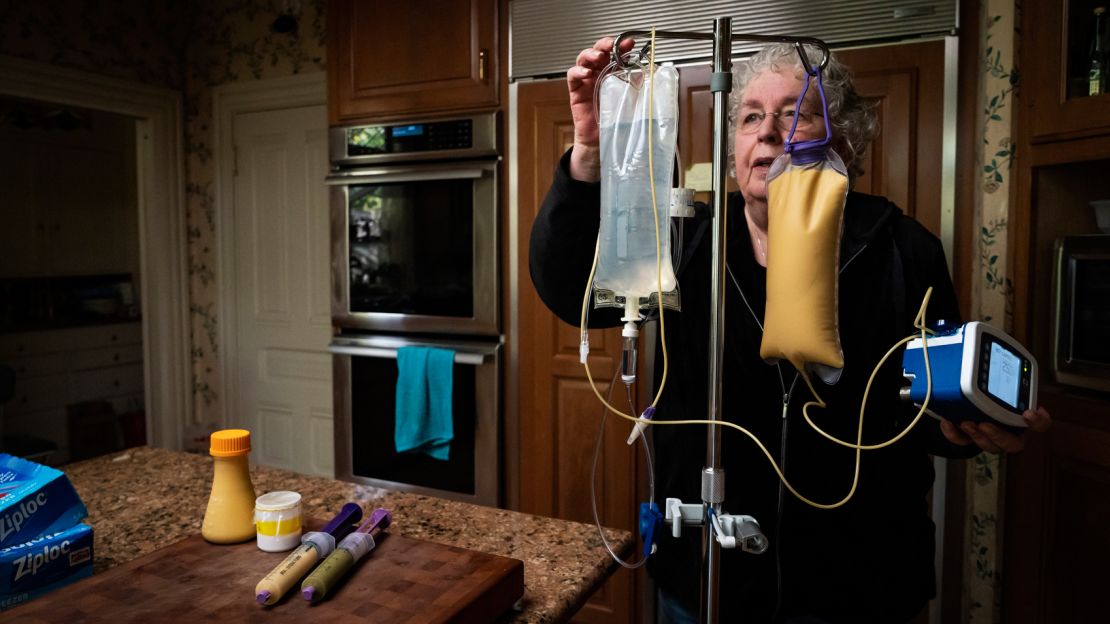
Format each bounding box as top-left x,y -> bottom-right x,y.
759,149 -> 849,384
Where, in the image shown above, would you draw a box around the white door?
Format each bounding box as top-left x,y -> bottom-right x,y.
232,105 -> 333,476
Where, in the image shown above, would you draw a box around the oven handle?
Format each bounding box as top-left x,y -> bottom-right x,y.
326,166 -> 490,185
327,344 -> 489,366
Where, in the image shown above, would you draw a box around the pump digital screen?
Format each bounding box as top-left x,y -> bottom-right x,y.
986,342 -> 1021,408
391,124 -> 424,137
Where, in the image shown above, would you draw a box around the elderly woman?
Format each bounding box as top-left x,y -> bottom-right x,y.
529,39 -> 1050,623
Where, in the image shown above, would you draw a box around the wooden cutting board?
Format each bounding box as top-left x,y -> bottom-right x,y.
5,530 -> 524,623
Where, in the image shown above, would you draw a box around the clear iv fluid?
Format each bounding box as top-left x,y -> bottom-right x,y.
596,118 -> 678,299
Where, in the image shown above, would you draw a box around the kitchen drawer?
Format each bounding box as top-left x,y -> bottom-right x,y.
81,323 -> 143,349
3,352 -> 69,378
6,373 -> 70,414
70,344 -> 143,371
70,363 -> 144,404
0,322 -> 142,357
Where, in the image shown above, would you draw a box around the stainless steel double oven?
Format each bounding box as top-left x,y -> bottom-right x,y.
328,114 -> 501,506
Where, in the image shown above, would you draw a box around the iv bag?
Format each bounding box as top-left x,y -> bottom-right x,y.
760,148 -> 849,384
594,64 -> 679,306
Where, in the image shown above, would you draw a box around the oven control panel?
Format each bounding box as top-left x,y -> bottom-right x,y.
349,119 -> 471,154
331,114 -> 497,165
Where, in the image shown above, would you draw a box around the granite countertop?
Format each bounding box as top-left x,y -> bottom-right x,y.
64,446 -> 632,623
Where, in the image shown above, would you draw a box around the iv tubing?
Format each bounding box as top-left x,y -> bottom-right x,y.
582,287 -> 940,510
644,29 -> 670,409
797,288 -> 937,450
579,238 -> 600,363
590,366 -> 655,569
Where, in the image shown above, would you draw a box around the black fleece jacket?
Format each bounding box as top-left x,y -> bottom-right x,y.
529,150 -> 980,623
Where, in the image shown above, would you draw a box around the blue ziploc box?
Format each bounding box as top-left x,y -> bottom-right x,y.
0,454 -> 88,549
0,523 -> 94,611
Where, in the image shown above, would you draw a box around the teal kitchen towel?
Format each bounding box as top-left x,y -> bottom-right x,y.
395,346 -> 455,460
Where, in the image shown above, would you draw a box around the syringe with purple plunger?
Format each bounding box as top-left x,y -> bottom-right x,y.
254,502 -> 362,606
301,508 -> 392,603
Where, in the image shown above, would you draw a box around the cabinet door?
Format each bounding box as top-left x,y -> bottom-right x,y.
0,114 -> 136,278
515,79 -> 640,624
0,135 -> 45,276
1026,0 -> 1110,141
839,42 -> 946,235
45,142 -> 131,275
328,0 -> 499,124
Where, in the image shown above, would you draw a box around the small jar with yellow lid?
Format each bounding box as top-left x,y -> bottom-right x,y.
201,429 -> 257,544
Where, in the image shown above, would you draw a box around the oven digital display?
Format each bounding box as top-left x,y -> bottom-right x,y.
391,124 -> 424,137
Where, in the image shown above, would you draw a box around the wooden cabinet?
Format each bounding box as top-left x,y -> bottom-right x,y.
1003,142 -> 1110,624
1003,2 -> 1110,622
0,109 -> 139,278
327,0 -> 500,124
0,322 -> 144,465
1024,0 -> 1110,142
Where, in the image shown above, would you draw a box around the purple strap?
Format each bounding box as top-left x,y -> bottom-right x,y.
784,59 -> 832,163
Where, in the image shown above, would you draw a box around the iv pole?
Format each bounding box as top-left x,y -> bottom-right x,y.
613,19 -> 830,624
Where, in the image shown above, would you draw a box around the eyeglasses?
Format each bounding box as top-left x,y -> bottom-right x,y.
737,109 -> 823,135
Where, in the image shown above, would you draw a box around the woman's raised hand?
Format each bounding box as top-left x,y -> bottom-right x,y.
567,36 -> 635,182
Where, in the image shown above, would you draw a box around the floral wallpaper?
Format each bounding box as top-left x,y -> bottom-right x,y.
0,0 -> 326,451
0,1 -> 190,89
182,0 -> 326,449
967,0 -> 1019,622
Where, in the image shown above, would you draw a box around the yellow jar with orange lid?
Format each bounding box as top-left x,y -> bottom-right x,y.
201,429 -> 257,544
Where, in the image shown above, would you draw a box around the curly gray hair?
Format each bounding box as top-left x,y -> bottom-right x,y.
728,43 -> 878,183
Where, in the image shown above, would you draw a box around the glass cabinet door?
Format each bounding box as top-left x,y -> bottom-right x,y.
1028,0 -> 1110,141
